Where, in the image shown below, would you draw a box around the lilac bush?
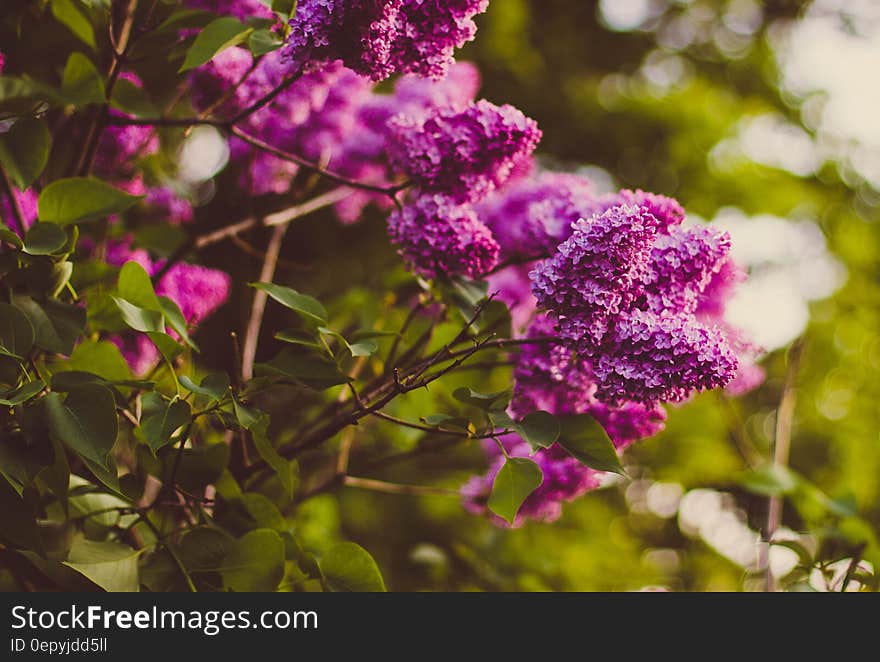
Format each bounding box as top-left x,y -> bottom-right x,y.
0,0 -> 777,592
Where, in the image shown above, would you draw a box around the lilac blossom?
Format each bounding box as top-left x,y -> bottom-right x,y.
333,61 -> 481,222
638,225 -> 731,315
387,194 -> 499,279
590,310 -> 738,404
282,0 -> 488,80
530,205 -> 660,345
478,172 -> 597,259
387,99 -> 541,203
144,187 -> 194,225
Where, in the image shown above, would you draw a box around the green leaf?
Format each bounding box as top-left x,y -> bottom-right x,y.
153,8 -> 215,36
60,52 -> 105,106
63,538 -> 141,592
112,297 -> 165,333
0,476 -> 43,551
117,261 -> 162,311
0,222 -> 24,249
169,443 -> 229,494
13,296 -> 86,356
141,394 -> 192,453
38,177 -> 141,225
274,329 -> 322,349
348,339 -> 379,357
45,384 -> 118,468
517,411 -> 560,450
487,457 -> 543,525
250,282 -> 328,325
51,0 -> 96,50
180,373 -> 229,402
22,223 -> 68,256
178,526 -> 232,572
448,275 -> 489,309
471,299 -> 512,336
452,387 -> 512,412
0,117 -> 51,189
318,326 -> 377,357
271,0 -> 296,16
420,414 -> 472,434
0,302 -> 35,359
234,401 -> 294,499
0,380 -> 45,407
320,542 -> 386,592
147,332 -> 182,363
738,464 -> 800,497
52,339 -> 132,382
109,77 -> 159,117
221,529 -> 285,592
158,296 -> 197,350
256,347 -> 350,390
179,18 -> 254,72
556,413 -> 624,475
248,28 -> 283,56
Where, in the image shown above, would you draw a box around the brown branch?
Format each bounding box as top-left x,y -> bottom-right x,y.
762,337 -> 805,591
229,125 -> 407,197
342,476 -> 459,497
76,0 -> 139,176
193,187 -> 351,249
241,223 -> 288,381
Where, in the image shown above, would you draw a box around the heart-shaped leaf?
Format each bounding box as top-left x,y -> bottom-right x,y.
487,457 -> 543,525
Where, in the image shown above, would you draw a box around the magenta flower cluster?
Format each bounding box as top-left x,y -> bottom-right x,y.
386,194 -> 499,279
282,0 -> 488,80
387,100 -> 542,204
477,172 -> 597,258
460,179 -> 758,524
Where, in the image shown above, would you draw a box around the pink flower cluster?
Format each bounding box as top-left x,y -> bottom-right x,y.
282,0 -> 488,80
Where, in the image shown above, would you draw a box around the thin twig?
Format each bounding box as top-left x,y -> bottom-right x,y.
76,0 -> 139,176
342,476 -> 459,497
229,125 -> 407,197
194,187 -> 351,249
763,338 -> 805,591
241,223 -> 287,381
136,515 -> 197,592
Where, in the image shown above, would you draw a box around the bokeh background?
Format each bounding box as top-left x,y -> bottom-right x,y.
231,0 -> 873,591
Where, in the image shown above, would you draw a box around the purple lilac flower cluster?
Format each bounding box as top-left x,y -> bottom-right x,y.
386,194 -> 498,279
462,314 -> 666,526
462,177 -> 760,524
282,0 -> 488,80
386,100 -> 542,204
477,172 -> 597,258
530,200 -> 740,405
